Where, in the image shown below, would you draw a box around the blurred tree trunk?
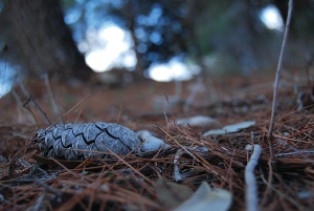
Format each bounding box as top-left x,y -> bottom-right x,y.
9,0 -> 92,80
122,1 -> 146,80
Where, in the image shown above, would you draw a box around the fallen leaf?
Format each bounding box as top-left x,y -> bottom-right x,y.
174,181 -> 232,211
203,120 -> 255,136
176,116 -> 216,127
155,178 -> 193,209
137,130 -> 170,156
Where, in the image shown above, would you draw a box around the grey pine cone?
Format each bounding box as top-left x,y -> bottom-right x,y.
35,122 -> 142,160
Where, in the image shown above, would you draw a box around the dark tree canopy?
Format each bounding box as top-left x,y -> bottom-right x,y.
61,0 -> 314,75
1,0 -> 314,80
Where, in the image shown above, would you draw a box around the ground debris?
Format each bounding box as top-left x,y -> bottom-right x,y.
0,77 -> 314,210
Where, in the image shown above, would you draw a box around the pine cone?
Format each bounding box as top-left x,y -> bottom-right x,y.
35,122 -> 141,160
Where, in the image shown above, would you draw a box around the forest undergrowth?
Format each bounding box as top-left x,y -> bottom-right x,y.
0,73 -> 313,210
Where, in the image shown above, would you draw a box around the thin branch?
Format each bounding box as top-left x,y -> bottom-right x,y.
268,0 -> 294,154
265,0 -> 293,201
22,96 -> 40,126
23,95 -> 52,125
173,149 -> 184,182
275,150 -> 314,158
245,144 -> 262,211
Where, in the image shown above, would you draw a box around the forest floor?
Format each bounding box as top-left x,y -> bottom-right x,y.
0,71 -> 313,210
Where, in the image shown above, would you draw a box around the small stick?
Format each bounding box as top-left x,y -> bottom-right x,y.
23,95 -> 52,125
265,0 -> 293,201
267,0 -> 293,155
22,97 -> 40,127
275,150 -> 314,158
173,149 -> 184,182
245,144 -> 262,211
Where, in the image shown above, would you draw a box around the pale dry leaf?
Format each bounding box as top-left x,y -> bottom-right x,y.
136,130 -> 169,157
155,178 -> 193,209
176,116 -> 217,127
203,120 -> 255,136
174,181 -> 232,211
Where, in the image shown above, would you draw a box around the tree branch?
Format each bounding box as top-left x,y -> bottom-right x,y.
268,0 -> 293,157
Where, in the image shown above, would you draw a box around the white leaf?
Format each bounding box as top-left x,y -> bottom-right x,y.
203,121 -> 255,136
137,130 -> 169,156
174,181 -> 232,211
176,116 -> 216,127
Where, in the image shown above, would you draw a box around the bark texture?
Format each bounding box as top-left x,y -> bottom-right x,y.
9,0 -> 92,80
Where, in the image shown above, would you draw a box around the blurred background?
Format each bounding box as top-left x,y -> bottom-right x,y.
0,0 -> 314,98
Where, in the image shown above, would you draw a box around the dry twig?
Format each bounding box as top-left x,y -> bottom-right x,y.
265,0 -> 293,203
245,144 -> 262,211
268,0 -> 294,156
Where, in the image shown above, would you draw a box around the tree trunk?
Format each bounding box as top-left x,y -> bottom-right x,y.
9,0 -> 92,80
